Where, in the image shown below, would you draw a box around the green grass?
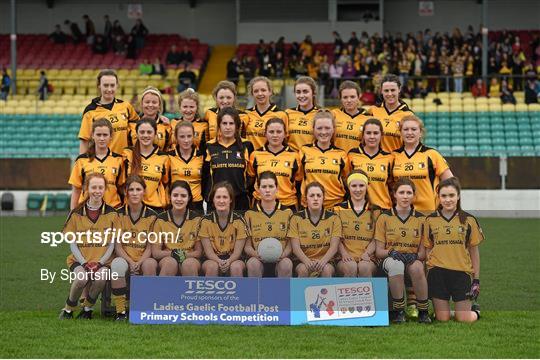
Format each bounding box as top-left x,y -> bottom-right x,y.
0,216 -> 539,358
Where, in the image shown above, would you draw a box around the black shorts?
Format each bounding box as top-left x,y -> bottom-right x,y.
428,267 -> 471,302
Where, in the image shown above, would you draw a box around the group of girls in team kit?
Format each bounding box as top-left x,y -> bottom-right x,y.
60,70 -> 483,324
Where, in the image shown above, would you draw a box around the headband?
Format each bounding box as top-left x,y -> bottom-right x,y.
347,173 -> 369,187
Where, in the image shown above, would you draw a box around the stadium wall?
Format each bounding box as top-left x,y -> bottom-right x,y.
1,190 -> 539,217
0,0 -> 237,45
383,0 -> 540,34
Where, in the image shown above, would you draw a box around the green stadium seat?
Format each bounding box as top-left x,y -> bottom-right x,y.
531,122 -> 540,131
478,138 -> 491,145
437,124 -> 450,132
464,123 -> 477,131
490,123 -> 504,131
464,137 -> 478,145
519,137 -> 533,146
477,123 -> 490,131
437,117 -> 451,124
424,139 -> 437,147
27,193 -> 44,211
54,194 -> 70,211
504,123 -> 518,131
522,151 -> 536,156
476,116 -> 490,125
437,137 -> 451,146
505,137 -> 519,146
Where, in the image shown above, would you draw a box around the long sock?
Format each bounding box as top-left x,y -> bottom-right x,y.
112,287 -> 128,314
65,297 -> 79,312
406,286 -> 417,306
81,295 -> 96,311
393,297 -> 405,311
417,299 -> 429,313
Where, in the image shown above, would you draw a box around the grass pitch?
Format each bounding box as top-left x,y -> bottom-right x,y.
0,216 -> 539,358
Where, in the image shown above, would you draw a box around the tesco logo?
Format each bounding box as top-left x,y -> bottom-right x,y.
337,286 -> 371,296
184,280 -> 237,294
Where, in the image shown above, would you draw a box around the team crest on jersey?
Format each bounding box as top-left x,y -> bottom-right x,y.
380,164 -> 386,171
158,133 -> 163,139
367,223 -> 373,231
284,161 -> 290,167
280,222 -> 287,231
396,121 -> 400,128
324,228 -> 331,236
111,167 -> 117,175
414,229 -> 420,237
332,159 -> 339,165
155,165 -> 161,172
458,226 -> 465,233
236,152 -> 242,159
418,162 -> 426,169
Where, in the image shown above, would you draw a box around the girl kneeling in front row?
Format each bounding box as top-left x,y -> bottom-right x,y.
425,177 -> 483,322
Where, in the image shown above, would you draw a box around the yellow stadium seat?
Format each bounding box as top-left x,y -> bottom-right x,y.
462,98 -> 475,106
514,93 -> 525,103
501,104 -> 515,112
476,104 -> 489,112
487,97 -> 500,105
449,92 -> 462,99
424,104 -> 437,113
437,104 -> 450,112
488,103 -> 501,112
515,103 -> 528,112
463,104 -> 476,112
528,103 -> 540,111
475,97 -> 488,105
449,104 -> 462,112
462,92 -> 473,98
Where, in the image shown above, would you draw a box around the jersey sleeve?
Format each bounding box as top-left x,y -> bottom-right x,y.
68,159 -> 83,188
235,217 -> 248,241
247,152 -> 257,178
423,218 -> 434,249
279,111 -> 289,133
162,156 -> 170,186
374,214 -> 386,244
78,112 -> 93,141
127,103 -> 140,122
468,217 -> 485,247
198,218 -> 210,239
331,215 -> 342,238
287,215 -> 300,239
430,150 -> 450,177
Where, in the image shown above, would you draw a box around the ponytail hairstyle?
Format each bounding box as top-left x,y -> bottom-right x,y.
212,80 -> 238,109
178,88 -> 201,119
217,107 -> 243,148
140,86 -> 164,115
360,118 -> 384,147
264,117 -> 288,146
131,117 -> 157,175
72,172 -> 108,212
169,180 -> 193,210
437,176 -> 467,225
294,76 -> 318,107
209,181 -> 236,212
87,118 -> 113,162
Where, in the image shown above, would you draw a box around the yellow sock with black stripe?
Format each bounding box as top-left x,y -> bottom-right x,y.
65,297 -> 79,312
81,295 -> 96,310
112,287 -> 128,314
393,297 -> 405,311
417,299 -> 429,312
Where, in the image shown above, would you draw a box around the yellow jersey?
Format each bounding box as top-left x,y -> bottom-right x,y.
168,146 -> 205,203
152,209 -> 202,252
367,101 -> 413,152
285,106 -> 319,151
374,207 -> 425,254
198,211 -> 248,256
115,205 -> 157,261
243,104 -> 288,149
244,202 -> 293,250
331,108 -> 370,153
347,146 -> 393,209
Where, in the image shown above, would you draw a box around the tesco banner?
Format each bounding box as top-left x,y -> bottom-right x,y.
130,277 -> 388,326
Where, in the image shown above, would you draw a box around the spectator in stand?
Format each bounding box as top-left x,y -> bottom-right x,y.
227,56 -> 241,84
166,45 -> 182,66
1,68 -> 10,101
489,78 -> 500,98
318,55 -> 330,85
104,15 -> 112,45
126,35 -> 137,59
329,60 -> 343,90
348,31 -> 360,50
412,80 -> 428,98
139,59 -> 153,75
471,78 -> 487,98
64,19 -> 83,44
152,58 -> 166,76
111,20 -> 125,38
360,84 -> 376,106
179,45 -> 194,65
300,35 -> 313,59
92,35 -> 108,54
83,15 -> 96,45
452,53 -> 465,93
37,71 -> 49,101
274,52 -> 285,78
242,56 -> 257,84
524,71 -> 540,104
131,19 -> 149,51
276,36 -> 285,55
333,31 -> 344,56
113,35 -> 127,55
49,24 -> 67,44
342,60 -> 356,79
500,79 -> 516,104
177,64 -> 197,92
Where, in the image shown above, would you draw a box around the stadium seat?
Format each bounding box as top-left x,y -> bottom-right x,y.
54,193 -> 70,211
26,193 -> 44,211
